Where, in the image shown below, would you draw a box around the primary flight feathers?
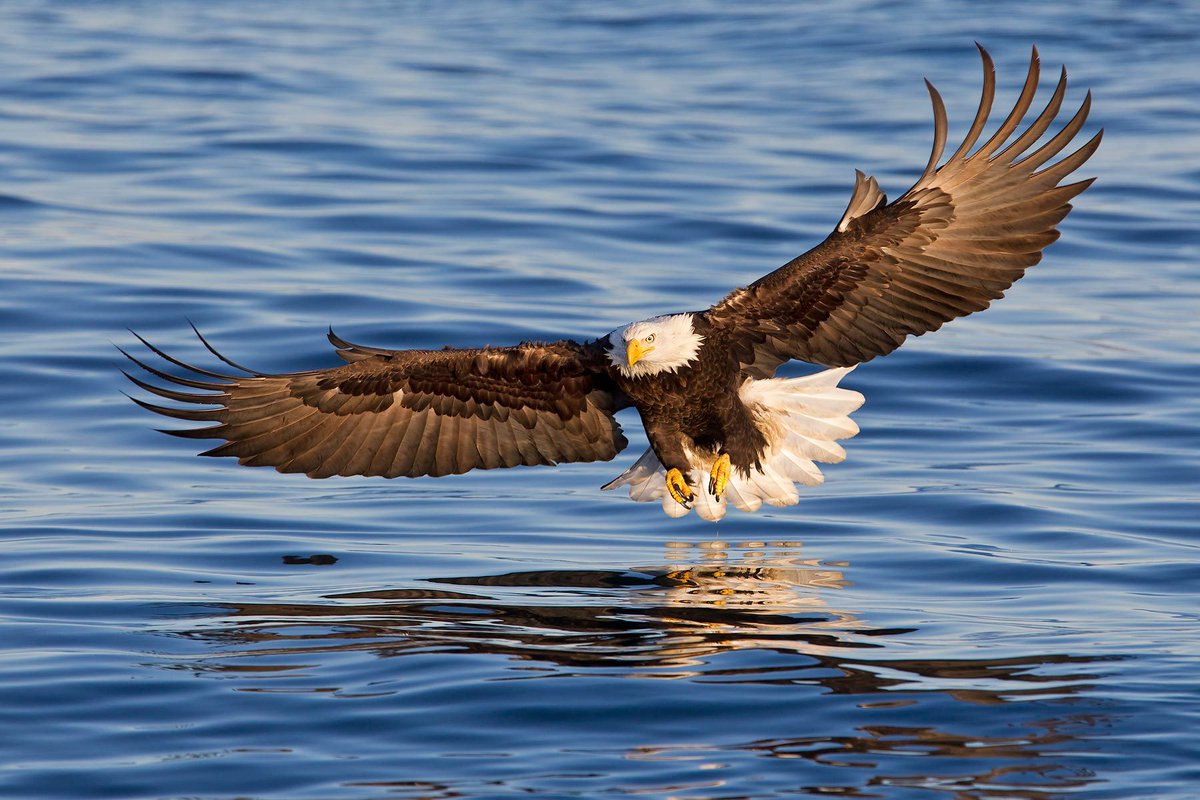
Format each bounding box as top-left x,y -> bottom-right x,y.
125,46 -> 1099,521
711,45 -> 1100,374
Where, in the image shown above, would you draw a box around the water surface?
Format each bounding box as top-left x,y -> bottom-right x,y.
2,2 -> 1199,798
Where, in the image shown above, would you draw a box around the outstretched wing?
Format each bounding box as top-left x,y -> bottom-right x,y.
707,45 -> 1101,375
122,327 -> 628,478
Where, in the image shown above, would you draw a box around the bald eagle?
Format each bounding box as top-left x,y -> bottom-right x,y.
124,46 -> 1099,522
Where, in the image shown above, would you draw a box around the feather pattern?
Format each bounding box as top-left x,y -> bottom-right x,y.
603,367 -> 863,521
707,45 -> 1101,374
125,328 -> 629,479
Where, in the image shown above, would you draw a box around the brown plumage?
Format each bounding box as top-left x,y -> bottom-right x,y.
123,327 -> 627,479
708,45 -> 1101,375
125,46 -> 1099,518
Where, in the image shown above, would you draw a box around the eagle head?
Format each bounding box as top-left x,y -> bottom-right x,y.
607,313 -> 704,379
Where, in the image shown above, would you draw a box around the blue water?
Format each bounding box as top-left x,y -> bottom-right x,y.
2,2 -> 1199,798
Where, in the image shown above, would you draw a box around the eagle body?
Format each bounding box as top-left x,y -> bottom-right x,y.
125,46 -> 1100,521
608,315 -> 768,477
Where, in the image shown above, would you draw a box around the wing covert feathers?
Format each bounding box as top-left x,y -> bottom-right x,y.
124,329 -> 628,479
835,170 -> 887,233
709,45 -> 1101,373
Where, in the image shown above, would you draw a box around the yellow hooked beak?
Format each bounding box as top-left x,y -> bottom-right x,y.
627,339 -> 654,368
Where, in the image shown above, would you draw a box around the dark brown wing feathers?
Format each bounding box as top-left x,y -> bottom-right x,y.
124,329 -> 628,479
709,45 -> 1101,373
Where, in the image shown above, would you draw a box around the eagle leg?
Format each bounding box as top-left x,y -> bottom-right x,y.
708,452 -> 731,501
665,468 -> 695,509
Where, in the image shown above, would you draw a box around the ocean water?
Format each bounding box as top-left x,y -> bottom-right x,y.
2,2 -> 1198,798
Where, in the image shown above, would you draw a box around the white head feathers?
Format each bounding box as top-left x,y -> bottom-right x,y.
608,313 -> 704,379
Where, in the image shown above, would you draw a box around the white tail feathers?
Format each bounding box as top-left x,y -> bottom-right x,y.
602,367 -> 863,522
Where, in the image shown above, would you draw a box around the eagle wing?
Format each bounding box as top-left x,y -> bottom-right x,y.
123,327 -> 628,478
706,45 -> 1101,376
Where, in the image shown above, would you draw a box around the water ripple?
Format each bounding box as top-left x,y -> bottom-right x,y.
2,1 -> 1199,798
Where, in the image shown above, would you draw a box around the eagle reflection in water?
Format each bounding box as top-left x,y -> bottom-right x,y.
175,540 -> 1103,685
165,540 -> 1111,796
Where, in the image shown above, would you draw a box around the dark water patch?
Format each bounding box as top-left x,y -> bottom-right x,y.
151,67 -> 263,84
405,61 -> 498,77
0,192 -> 46,210
10,144 -> 180,175
234,190 -> 379,210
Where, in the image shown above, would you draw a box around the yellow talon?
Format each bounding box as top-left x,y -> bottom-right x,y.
665,468 -> 694,508
708,453 -> 731,500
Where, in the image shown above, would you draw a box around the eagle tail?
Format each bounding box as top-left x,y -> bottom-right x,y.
731,367 -> 863,516
602,367 -> 863,521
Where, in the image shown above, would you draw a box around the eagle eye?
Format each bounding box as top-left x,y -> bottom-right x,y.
645,334 -> 656,343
